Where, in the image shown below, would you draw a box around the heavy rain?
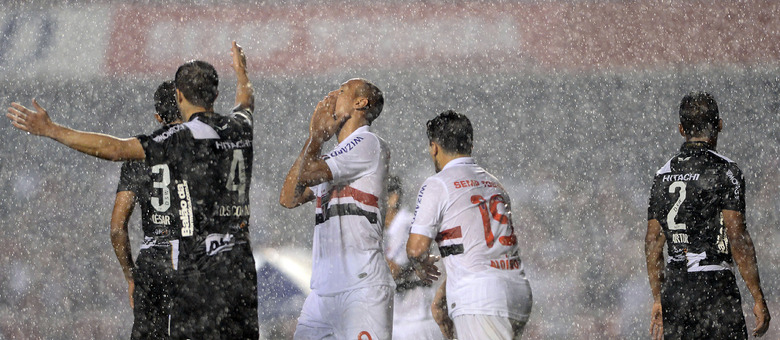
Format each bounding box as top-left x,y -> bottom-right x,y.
1,0 -> 779,339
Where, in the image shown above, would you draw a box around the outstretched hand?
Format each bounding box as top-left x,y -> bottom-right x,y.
7,99 -> 55,137
413,254 -> 441,285
753,300 -> 770,337
230,41 -> 247,76
309,93 -> 348,143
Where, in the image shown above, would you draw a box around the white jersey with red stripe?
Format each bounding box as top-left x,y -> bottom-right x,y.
410,157 -> 531,321
310,126 -> 395,295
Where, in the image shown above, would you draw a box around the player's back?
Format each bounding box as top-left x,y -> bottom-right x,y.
649,141 -> 743,272
141,109 -> 254,271
426,157 -> 530,320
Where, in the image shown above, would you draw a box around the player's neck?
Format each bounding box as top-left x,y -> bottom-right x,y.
685,135 -> 717,149
436,153 -> 471,172
337,117 -> 369,143
180,106 -> 213,121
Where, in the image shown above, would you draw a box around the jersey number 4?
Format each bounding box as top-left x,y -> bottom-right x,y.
471,194 -> 517,248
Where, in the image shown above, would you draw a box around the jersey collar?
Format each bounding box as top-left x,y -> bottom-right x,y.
188,111 -> 214,121
441,157 -> 476,171
339,125 -> 370,144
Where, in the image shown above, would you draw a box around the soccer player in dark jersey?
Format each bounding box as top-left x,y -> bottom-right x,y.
645,92 -> 770,340
7,42 -> 259,340
110,80 -> 182,339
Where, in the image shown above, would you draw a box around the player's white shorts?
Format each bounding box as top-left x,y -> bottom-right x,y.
294,285 -> 394,340
453,314 -> 528,340
392,318 -> 445,340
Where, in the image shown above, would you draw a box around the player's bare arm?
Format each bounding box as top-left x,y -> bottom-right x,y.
431,278 -> 455,339
280,94 -> 345,208
645,218 -> 665,340
111,190 -> 137,309
723,209 -> 771,337
406,233 -> 441,284
7,100 -> 145,161
231,41 -> 254,113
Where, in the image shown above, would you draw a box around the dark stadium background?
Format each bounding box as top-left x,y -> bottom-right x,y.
1,1 -> 779,338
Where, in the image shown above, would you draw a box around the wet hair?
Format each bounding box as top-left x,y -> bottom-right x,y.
426,110 -> 473,155
355,80 -> 384,124
154,80 -> 181,124
679,91 -> 720,138
174,60 -> 219,108
387,175 -> 402,197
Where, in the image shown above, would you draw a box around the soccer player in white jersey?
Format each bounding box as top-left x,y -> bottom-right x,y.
407,110 -> 533,340
280,78 -> 395,339
384,175 -> 445,340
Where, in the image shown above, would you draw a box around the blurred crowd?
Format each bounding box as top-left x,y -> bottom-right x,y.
1,67 -> 780,339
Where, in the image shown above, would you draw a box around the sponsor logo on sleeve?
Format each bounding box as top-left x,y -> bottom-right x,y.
327,136 -> 364,158
153,124 -> 188,142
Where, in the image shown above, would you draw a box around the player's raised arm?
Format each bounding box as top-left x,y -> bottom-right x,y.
7,99 -> 145,161
279,94 -> 345,208
723,210 -> 771,337
231,41 -> 254,113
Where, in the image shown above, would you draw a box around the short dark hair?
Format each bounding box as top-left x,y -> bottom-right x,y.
174,60 -> 219,108
426,110 -> 473,155
679,91 -> 720,138
154,80 -> 181,124
356,80 -> 384,124
387,175 -> 402,198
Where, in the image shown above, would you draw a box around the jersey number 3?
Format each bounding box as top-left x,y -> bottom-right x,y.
471,194 -> 517,248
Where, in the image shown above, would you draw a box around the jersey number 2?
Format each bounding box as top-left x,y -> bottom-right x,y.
667,181 -> 687,230
471,194 -> 517,248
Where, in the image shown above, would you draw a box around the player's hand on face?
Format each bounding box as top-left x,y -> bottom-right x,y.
310,93 -> 346,142
7,99 -> 53,137
413,254 -> 441,285
753,300 -> 770,337
649,301 -> 663,340
230,41 -> 247,75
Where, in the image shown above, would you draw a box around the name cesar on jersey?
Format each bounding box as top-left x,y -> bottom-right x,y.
662,173 -> 700,182
152,213 -> 171,225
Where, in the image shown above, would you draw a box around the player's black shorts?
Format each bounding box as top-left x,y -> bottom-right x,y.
661,269 -> 747,340
132,246 -> 175,340
169,242 -> 259,340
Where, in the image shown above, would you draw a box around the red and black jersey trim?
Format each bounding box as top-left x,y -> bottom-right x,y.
439,244 -> 464,257
315,203 -> 379,225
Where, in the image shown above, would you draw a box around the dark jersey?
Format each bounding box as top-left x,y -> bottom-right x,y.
648,141 -> 745,272
138,108 -> 253,271
117,160 -> 176,243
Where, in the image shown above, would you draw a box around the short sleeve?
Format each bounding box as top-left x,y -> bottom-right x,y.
231,106 -> 253,126
722,164 -> 746,213
116,161 -> 144,194
409,178 -> 447,239
324,134 -> 380,183
137,124 -> 189,167
647,176 -> 663,221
